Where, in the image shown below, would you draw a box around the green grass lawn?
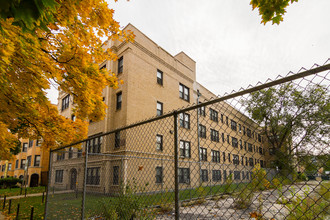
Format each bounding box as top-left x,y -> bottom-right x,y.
0,182 -> 247,219
1,196 -> 45,219
0,186 -> 46,197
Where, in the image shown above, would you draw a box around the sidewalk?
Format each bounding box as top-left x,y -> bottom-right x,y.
0,189 -> 74,201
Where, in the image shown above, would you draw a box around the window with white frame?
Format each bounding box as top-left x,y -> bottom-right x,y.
179,140 -> 190,158
209,108 -> 218,122
157,69 -> 163,85
155,166 -> 163,183
179,83 -> 189,102
156,134 -> 163,151
178,168 -> 190,183
179,113 -> 190,129
210,129 -> 219,142
211,150 -> 220,163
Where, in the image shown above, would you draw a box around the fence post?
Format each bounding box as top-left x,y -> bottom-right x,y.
8,199 -> 11,214
3,195 -> 6,209
81,144 -> 89,220
173,111 -> 179,220
44,150 -> 53,220
30,207 -> 34,220
16,204 -> 20,220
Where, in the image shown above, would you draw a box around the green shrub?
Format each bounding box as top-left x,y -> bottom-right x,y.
0,177 -> 22,189
251,164 -> 270,191
286,187 -> 328,220
234,186 -> 254,209
223,174 -> 234,194
297,173 -> 308,181
101,181 -> 155,220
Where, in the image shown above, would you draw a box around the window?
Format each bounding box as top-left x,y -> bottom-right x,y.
249,158 -> 254,166
68,147 -> 73,159
15,160 -> 18,169
156,101 -> 163,116
156,135 -> 163,151
232,137 -> 238,148
61,94 -> 70,111
210,129 -> 219,142
258,134 -> 262,142
198,124 -> 206,138
240,140 -> 243,149
239,124 -> 242,133
259,147 -> 263,155
179,113 -> 190,129
157,69 -> 163,85
209,108 -> 218,122
247,128 -> 252,138
260,160 -> 264,168
220,114 -> 224,123
155,167 -> 163,183
27,156 -> 31,167
34,155 -> 40,167
116,92 -> 122,110
241,156 -> 244,166
113,166 -> 119,185
1,165 -> 5,171
212,170 -> 221,182
228,153 -> 231,163
114,132 -> 122,148
211,150 -> 220,163
223,152 -> 226,162
28,140 -> 33,148
200,148 -> 207,161
87,167 -> 100,185
223,170 -> 227,180
22,143 -> 27,152
244,141 -> 247,151
234,171 -> 241,180
118,56 -> 123,74
245,157 -> 248,166
227,134 -> 230,144
57,152 -> 65,160
178,168 -> 190,183
55,170 -> 63,183
8,163 -> 12,171
87,136 -> 102,153
179,83 -> 189,102
233,154 -> 239,165
248,143 -> 253,152
226,116 -> 228,125
222,133 -> 225,142
77,148 -> 82,158
201,169 -> 208,182
231,120 -> 237,131
179,140 -> 190,158
243,126 -> 246,135
198,102 -> 205,116
36,139 -> 42,147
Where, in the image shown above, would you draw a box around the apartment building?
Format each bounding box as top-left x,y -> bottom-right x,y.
0,139 -> 49,187
51,24 -> 272,193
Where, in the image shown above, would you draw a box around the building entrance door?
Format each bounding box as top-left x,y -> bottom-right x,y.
70,169 -> 77,190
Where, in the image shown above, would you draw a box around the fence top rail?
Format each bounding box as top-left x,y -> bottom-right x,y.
51,61 -> 330,152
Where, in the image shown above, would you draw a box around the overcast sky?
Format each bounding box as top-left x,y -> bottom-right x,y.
47,0 -> 330,103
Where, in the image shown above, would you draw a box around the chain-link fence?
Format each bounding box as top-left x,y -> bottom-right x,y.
45,62 -> 330,219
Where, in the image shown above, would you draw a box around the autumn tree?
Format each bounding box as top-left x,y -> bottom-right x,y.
0,0 -> 134,159
243,83 -> 330,174
250,0 -> 298,24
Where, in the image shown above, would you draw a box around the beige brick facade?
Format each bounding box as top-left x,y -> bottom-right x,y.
52,24 -> 272,193
0,138 -> 49,187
